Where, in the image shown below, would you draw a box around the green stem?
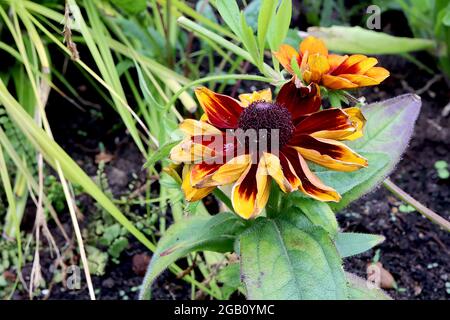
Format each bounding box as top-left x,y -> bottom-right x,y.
266,181 -> 280,218
384,179 -> 450,232
177,16 -> 281,81
213,188 -> 234,213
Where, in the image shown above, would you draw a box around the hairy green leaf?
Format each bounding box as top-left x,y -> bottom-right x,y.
331,94 -> 421,210
289,198 -> 338,237
335,233 -> 385,258
240,218 -> 347,299
314,152 -> 389,209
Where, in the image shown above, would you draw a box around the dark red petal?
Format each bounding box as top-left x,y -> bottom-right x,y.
190,163 -> 223,187
290,108 -> 353,144
195,87 -> 243,129
276,80 -> 321,122
293,135 -> 368,172
282,146 -> 340,201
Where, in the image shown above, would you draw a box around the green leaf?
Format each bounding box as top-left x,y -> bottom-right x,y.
434,160 -> 448,169
289,198 -> 338,237
267,0 -> 292,51
346,272 -> 392,300
335,233 -> 385,258
257,0 -> 277,56
240,11 -> 260,65
134,61 -> 165,111
240,217 -> 348,299
109,0 -> 146,15
108,236 -> 129,259
328,90 -> 343,107
329,94 -> 421,210
284,28 -> 302,48
307,26 -> 435,54
86,246 -> 108,276
216,263 -> 243,299
244,0 -> 261,31
196,0 -> 218,24
139,212 -> 245,299
215,0 -> 242,38
143,139 -> 181,169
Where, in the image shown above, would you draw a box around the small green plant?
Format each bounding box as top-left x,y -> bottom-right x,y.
399,203 -> 416,213
434,160 -> 449,179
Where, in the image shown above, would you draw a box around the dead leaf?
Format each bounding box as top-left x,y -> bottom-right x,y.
413,284 -> 422,296
367,262 -> 396,289
132,253 -> 151,277
95,151 -> 114,164
3,270 -> 16,282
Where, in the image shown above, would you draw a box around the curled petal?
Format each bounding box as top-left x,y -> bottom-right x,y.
231,162 -> 270,219
365,67 -> 390,83
276,80 -> 321,122
238,88 -> 272,107
182,166 -> 214,202
273,44 -> 301,75
342,107 -> 366,141
293,135 -> 368,172
162,163 -> 182,185
261,152 -> 293,193
195,87 -> 243,129
282,147 -> 340,202
179,119 -> 222,136
305,54 -> 330,83
170,139 -> 216,163
211,154 -> 252,186
299,36 -> 328,56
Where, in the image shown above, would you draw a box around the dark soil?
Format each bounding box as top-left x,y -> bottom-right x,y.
5,5 -> 450,300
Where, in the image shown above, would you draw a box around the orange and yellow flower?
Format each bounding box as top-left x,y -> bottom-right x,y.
274,36 -> 390,90
170,83 -> 367,219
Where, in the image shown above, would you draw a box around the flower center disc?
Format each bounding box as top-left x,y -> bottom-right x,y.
237,101 -> 294,149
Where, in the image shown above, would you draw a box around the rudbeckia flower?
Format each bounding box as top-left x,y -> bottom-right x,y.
170,83 -> 367,219
274,36 -> 390,90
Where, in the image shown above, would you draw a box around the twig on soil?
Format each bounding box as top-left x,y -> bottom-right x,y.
415,74 -> 443,95
441,101 -> 450,118
383,179 -> 450,232
400,74 -> 443,96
